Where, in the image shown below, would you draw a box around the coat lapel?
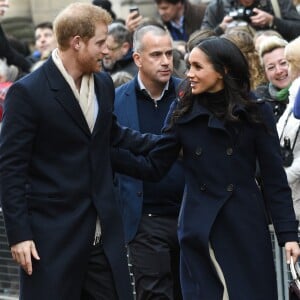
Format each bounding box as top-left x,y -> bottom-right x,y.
92,72 -> 116,137
44,57 -> 91,136
122,81 -> 139,131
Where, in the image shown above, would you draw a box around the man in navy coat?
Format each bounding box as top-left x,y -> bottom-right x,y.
0,3 -> 156,300
114,25 -> 185,300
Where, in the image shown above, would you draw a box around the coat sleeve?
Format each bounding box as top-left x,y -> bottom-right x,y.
111,101 -> 181,181
201,0 -> 224,31
285,156 -> 300,185
111,127 -> 181,181
0,24 -> 31,73
255,103 -> 299,246
0,82 -> 38,246
110,116 -> 160,155
272,17 -> 300,42
293,88 -> 300,119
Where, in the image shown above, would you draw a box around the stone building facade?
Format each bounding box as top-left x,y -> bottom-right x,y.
2,0 -> 157,25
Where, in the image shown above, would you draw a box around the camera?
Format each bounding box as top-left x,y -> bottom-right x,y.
228,7 -> 255,23
280,136 -> 294,167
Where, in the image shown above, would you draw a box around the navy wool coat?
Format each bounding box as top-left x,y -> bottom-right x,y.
113,99 -> 299,300
114,76 -> 182,243
0,57 -> 155,300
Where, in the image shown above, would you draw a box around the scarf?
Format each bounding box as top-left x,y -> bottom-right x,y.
268,83 -> 290,102
52,48 -> 96,132
52,49 -> 101,244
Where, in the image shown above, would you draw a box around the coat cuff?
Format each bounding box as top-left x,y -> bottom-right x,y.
273,220 -> 299,246
6,225 -> 33,247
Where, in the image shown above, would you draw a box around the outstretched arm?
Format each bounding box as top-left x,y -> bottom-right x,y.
111,128 -> 181,181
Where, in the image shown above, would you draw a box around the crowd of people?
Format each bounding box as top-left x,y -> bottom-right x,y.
0,0 -> 300,299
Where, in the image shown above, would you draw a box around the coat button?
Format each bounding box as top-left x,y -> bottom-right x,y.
137,191 -> 143,197
195,146 -> 202,156
200,184 -> 207,191
227,184 -> 234,192
226,148 -> 233,155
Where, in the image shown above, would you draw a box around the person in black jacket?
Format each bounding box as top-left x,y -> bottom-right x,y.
201,0 -> 300,41
102,23 -> 137,76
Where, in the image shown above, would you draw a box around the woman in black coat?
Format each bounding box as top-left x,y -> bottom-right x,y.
113,36 -> 300,299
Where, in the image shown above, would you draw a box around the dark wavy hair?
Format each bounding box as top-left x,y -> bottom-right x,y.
171,36 -> 263,126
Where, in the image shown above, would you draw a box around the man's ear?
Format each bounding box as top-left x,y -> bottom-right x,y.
133,51 -> 141,67
71,35 -> 81,50
121,41 -> 131,55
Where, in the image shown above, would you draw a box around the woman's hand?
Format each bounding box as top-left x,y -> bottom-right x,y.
285,241 -> 300,264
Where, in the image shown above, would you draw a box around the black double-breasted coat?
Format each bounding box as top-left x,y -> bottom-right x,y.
113,98 -> 299,299
0,57 -> 155,300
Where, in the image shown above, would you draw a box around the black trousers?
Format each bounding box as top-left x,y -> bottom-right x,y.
128,214 -> 182,300
80,241 -> 118,300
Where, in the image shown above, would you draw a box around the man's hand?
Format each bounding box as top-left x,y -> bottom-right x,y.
219,15 -> 234,32
11,240 -> 40,275
125,11 -> 143,33
250,8 -> 274,28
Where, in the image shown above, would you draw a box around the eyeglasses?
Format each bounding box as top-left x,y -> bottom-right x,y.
107,44 -> 122,52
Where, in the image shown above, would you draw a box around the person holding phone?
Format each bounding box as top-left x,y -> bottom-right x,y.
126,0 -> 207,42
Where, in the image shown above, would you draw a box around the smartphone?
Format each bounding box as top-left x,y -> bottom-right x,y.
129,6 -> 139,18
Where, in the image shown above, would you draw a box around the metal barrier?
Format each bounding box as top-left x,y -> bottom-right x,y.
0,212 -> 295,300
0,208 -> 19,300
270,224 -> 298,300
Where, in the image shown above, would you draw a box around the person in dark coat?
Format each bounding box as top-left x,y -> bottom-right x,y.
112,36 -> 300,299
201,0 -> 300,42
102,23 -> 137,77
114,25 -> 185,300
154,0 -> 207,41
0,3 -> 157,300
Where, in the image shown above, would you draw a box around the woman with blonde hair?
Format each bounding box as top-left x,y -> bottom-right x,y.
256,35 -> 290,122
277,36 -> 300,219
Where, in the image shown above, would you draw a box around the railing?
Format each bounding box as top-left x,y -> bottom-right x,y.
0,208 -> 19,299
